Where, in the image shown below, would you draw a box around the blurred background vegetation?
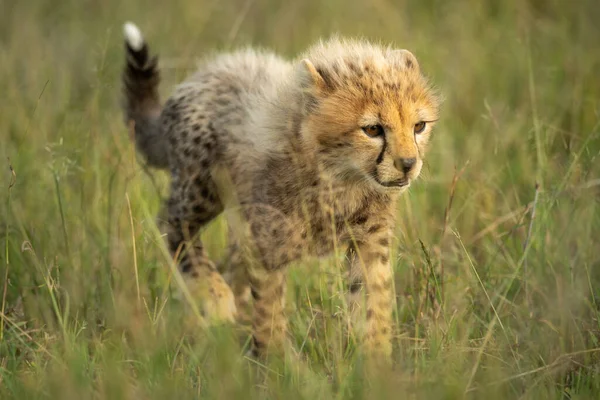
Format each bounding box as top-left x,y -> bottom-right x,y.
1,0 -> 599,398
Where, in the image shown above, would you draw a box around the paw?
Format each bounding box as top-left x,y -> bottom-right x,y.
184,271 -> 238,324
221,267 -> 253,325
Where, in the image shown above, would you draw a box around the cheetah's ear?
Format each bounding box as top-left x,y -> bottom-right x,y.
297,59 -> 328,92
391,49 -> 420,71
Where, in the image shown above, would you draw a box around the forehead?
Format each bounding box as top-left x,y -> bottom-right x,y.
325,61 -> 438,124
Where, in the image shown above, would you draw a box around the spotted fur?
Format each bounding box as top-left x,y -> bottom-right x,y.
122,22 -> 440,358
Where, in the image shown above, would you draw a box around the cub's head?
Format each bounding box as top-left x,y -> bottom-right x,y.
296,38 -> 440,193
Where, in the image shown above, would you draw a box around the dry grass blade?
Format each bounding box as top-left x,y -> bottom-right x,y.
126,192 -> 141,305
468,202 -> 533,245
523,182 -> 540,303
2,158 -> 17,341
467,348 -> 600,393
438,160 -> 469,299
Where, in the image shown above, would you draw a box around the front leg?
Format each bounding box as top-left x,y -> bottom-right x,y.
244,207 -> 303,357
349,228 -> 395,358
248,266 -> 287,357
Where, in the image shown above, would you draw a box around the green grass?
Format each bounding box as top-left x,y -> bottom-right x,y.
2,0 -> 600,398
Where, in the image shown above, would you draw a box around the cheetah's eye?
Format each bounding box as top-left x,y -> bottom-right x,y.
362,124 -> 384,138
414,121 -> 427,134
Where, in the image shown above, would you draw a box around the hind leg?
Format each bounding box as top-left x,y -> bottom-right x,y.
167,173 -> 236,323
219,239 -> 252,326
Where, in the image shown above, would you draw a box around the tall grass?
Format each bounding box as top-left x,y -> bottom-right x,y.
1,0 -> 599,398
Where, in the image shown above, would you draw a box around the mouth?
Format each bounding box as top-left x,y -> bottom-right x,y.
366,169 -> 411,190
369,171 -> 409,188
378,178 -> 409,188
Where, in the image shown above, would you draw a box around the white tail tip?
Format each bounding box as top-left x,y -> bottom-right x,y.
123,22 -> 144,51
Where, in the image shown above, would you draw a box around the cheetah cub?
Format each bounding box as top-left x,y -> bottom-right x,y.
122,22 -> 440,358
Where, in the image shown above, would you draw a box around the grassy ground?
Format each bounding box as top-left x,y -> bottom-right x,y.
2,0 -> 600,398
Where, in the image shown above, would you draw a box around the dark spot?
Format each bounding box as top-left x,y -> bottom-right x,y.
193,136 -> 201,145
348,62 -> 360,73
193,123 -> 201,131
380,253 -> 390,264
378,238 -> 389,247
251,287 -> 260,300
367,224 -> 383,233
366,309 -> 374,320
207,122 -> 216,134
168,239 -> 180,254
335,218 -> 346,233
405,58 -> 414,69
255,306 -> 268,319
193,205 -> 205,214
200,188 -> 209,198
180,259 -> 192,273
250,222 -> 262,236
215,98 -> 230,107
349,280 -> 362,294
352,214 -> 368,225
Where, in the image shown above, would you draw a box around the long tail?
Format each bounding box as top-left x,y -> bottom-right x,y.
122,22 -> 169,169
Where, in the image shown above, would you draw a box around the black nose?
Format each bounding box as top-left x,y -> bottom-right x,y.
394,157 -> 416,174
